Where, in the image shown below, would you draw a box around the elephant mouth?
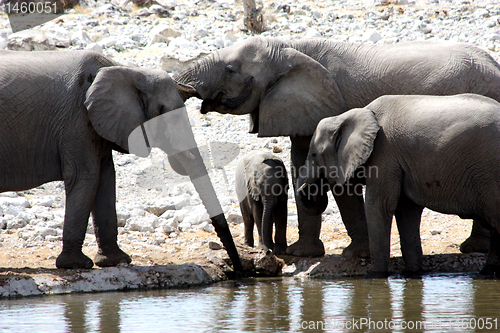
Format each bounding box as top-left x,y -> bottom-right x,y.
200,90 -> 252,114
200,76 -> 254,114
297,178 -> 329,215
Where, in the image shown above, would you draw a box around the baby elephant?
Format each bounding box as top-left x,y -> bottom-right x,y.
235,151 -> 289,254
298,94 -> 500,277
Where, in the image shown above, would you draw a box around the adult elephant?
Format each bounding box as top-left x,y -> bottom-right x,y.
0,50 -> 241,270
173,37 -> 500,258
298,94 -> 500,276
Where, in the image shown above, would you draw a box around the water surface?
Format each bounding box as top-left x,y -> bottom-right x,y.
1,274 -> 499,332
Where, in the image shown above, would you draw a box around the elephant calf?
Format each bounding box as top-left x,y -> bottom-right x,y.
298,94 -> 500,277
236,151 -> 289,254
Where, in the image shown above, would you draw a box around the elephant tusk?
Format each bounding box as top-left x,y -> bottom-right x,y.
181,150 -> 196,160
174,80 -> 197,94
298,182 -> 309,193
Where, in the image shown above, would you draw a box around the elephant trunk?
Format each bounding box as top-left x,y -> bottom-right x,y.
173,54 -> 222,102
296,162 -> 329,215
261,197 -> 276,250
175,148 -> 243,272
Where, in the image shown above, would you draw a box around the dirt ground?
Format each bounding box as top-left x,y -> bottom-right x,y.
0,209 -> 473,270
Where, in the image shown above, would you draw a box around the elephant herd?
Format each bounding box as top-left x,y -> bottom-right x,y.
2,36 -> 500,277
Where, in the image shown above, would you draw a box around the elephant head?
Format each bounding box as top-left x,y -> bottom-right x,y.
297,108 -> 380,210
173,37 -> 347,137
84,66 -> 242,271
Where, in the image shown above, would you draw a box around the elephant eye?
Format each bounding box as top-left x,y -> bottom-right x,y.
158,105 -> 165,114
225,65 -> 236,75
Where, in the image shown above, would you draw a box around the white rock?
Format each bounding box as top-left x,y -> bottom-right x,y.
148,34 -> 169,46
227,210 -> 243,224
305,28 -> 321,38
160,50 -> 209,72
487,33 -> 500,41
46,27 -> 71,48
7,30 -> 56,51
208,240 -> 222,250
35,226 -> 58,238
203,223 -> 215,233
86,42 -> 103,53
196,28 -> 209,38
45,235 -> 63,242
0,37 -> 7,49
116,204 -> 131,227
418,23 -> 433,34
473,8 -> 490,19
98,36 -> 118,48
71,30 -> 93,47
126,212 -> 158,233
31,197 -> 54,207
0,192 -> 18,198
28,206 -> 55,221
157,217 -> 178,233
0,197 -> 30,208
5,216 -> 27,230
182,205 -> 210,226
168,37 -> 198,50
224,32 -> 237,43
170,194 -> 191,210
150,25 -> 181,39
363,29 -> 382,43
149,4 -> 170,17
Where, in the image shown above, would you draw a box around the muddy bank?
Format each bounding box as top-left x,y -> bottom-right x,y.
1,250 -> 487,298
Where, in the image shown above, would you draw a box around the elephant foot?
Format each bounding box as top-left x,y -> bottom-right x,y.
480,264 -> 500,276
364,270 -> 389,279
56,250 -> 94,269
460,234 -> 490,254
401,270 -> 423,279
341,241 -> 370,258
273,245 -> 287,255
286,238 -> 325,257
94,249 -> 132,267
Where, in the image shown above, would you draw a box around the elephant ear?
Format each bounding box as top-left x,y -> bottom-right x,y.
85,67 -> 149,151
256,48 -> 347,137
333,108 -> 380,185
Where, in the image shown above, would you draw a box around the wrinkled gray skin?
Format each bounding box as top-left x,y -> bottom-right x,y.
174,37 -> 500,258
0,50 -> 241,271
298,94 -> 500,277
235,151 -> 288,254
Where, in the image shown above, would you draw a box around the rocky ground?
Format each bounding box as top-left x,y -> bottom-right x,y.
1,0 -> 499,296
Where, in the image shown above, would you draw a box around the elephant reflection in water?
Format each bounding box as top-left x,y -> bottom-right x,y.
209,279 -> 292,332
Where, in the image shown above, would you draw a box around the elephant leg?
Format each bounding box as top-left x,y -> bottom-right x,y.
333,184 -> 370,258
364,186 -> 399,278
240,200 -> 255,247
394,194 -> 424,275
273,200 -> 288,255
286,136 -> 324,257
92,154 -> 131,267
252,201 -> 265,248
460,219 -> 490,254
56,168 -> 98,269
480,228 -> 500,276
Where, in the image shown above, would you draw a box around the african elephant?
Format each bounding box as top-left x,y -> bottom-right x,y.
173,37 -> 500,258
0,50 -> 241,271
235,151 -> 288,254
298,94 -> 500,277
